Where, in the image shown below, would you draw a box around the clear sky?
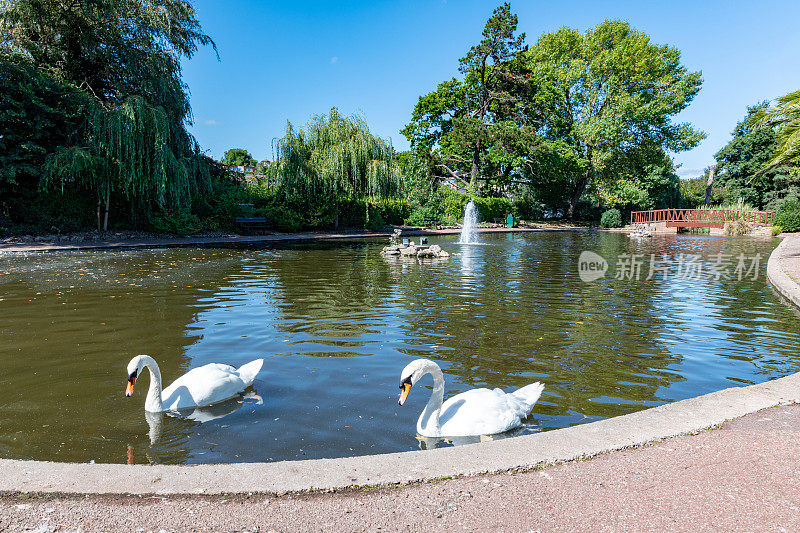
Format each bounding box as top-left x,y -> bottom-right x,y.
182,0 -> 800,179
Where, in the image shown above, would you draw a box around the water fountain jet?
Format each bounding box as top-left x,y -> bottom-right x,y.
459,200 -> 479,244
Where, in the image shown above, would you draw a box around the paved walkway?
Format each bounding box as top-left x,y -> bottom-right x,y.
2,404 -> 800,532
778,234 -> 800,284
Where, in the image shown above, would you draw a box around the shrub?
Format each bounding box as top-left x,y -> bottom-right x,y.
772,225 -> 783,236
366,209 -> 386,230
574,200 -> 604,222
326,198 -> 410,229
775,199 -> 800,233
437,188 -> 469,223
256,203 -> 304,232
600,208 -> 623,228
372,198 -> 412,226
3,187 -> 96,234
149,209 -> 202,235
431,189 -> 513,224
474,197 -> 512,222
405,206 -> 438,226
724,218 -> 753,236
513,197 -> 543,221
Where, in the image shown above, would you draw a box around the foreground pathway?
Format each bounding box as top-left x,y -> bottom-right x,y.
2,404 -> 800,532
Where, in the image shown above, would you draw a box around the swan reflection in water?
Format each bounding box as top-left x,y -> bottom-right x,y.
128,391 -> 262,464
415,425 -> 533,450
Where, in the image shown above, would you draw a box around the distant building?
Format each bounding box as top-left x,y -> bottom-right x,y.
225,160 -> 278,186
226,164 -> 256,174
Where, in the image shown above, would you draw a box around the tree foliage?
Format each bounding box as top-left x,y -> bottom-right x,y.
403,14 -> 704,219
402,3 -> 528,189
222,148 -> 257,167
595,147 -> 682,211
0,58 -> 88,189
268,108 -> 402,226
523,20 -> 704,217
0,0 -> 216,229
0,0 -> 214,109
715,102 -> 796,209
680,171 -> 726,209
750,90 -> 800,173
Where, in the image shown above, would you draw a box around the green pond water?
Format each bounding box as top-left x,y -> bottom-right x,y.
0,231 -> 797,464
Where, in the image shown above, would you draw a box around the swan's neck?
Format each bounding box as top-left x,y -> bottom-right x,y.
140,356 -> 164,412
417,363 -> 445,436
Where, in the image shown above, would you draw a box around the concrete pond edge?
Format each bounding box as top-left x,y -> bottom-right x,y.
767,235 -> 800,308
1,235 -> 799,496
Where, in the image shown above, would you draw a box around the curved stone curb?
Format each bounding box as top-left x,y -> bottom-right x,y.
767,235 -> 800,308
1,371 -> 798,495
1,235 -> 798,496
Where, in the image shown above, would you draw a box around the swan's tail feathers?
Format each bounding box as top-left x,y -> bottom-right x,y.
237,359 -> 264,386
512,382 -> 545,410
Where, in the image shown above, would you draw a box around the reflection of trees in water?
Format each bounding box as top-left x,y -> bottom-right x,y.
389,232 -> 687,421
263,242 -> 400,351
704,238 -> 800,377
3,236 -> 797,462
0,248 -> 245,464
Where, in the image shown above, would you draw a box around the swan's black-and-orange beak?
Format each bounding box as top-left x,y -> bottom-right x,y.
398,379 -> 412,406
125,372 -> 137,397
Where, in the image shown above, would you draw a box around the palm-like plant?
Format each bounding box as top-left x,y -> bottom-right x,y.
751,90 -> 800,173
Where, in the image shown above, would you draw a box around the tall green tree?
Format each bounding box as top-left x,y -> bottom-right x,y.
456,2 -> 525,187
402,3 -> 528,189
715,102 -> 796,208
221,148 -> 257,167
269,108 -> 403,227
0,0 -> 216,230
523,20 -> 704,217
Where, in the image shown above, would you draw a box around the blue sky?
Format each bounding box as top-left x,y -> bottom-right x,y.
182,0 -> 800,179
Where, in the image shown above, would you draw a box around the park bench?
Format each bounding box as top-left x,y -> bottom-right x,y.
235,216 -> 268,234
423,215 -> 440,229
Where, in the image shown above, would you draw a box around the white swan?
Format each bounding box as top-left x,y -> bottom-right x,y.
125,355 -> 264,412
398,358 -> 544,438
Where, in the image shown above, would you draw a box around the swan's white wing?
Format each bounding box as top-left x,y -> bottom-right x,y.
436,387 -> 536,437
161,363 -> 247,410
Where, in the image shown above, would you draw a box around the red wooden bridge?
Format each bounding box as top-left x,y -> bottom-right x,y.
630,208 -> 774,229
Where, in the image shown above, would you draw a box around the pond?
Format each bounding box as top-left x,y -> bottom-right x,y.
0,231 -> 797,464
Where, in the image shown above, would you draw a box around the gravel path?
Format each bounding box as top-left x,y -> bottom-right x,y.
3,404 -> 800,532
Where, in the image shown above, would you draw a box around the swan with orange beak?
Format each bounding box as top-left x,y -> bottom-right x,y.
397,358 -> 544,438
125,355 -> 263,412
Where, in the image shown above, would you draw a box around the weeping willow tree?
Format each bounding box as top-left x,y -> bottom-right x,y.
41,96 -> 212,230
269,108 -> 403,227
0,0 -> 216,230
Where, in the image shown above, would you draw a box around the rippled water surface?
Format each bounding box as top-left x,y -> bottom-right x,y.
0,232 -> 798,464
